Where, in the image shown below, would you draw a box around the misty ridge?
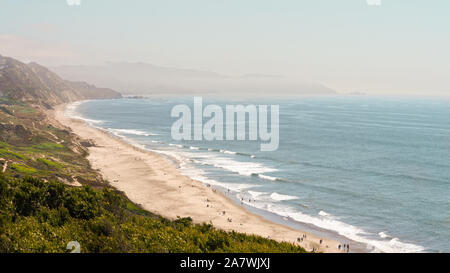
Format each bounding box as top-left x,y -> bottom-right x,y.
51,62 -> 337,97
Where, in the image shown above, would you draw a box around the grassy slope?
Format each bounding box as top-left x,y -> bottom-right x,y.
0,99 -> 307,253
0,98 -> 102,186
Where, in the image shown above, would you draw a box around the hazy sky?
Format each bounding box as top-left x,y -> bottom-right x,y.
1,0 -> 449,95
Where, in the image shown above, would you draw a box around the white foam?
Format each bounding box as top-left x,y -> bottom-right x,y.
248,191 -> 266,198
176,160 -> 258,192
192,153 -> 278,176
220,149 -> 237,155
169,143 -> 184,148
213,182 -> 258,192
78,117 -> 104,124
107,128 -> 157,137
219,149 -> 257,159
189,146 -> 200,150
270,192 -> 299,201
318,210 -> 330,217
241,200 -> 425,253
258,174 -> 279,181
65,101 -> 104,125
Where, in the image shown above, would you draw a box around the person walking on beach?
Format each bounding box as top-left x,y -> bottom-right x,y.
347,244 -> 350,253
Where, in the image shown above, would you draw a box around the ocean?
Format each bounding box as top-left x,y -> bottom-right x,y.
67,96 -> 450,253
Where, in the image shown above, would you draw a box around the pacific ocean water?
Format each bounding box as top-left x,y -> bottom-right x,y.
68,96 -> 450,253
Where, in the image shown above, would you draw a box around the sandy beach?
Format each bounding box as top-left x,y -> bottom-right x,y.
50,103 -> 346,253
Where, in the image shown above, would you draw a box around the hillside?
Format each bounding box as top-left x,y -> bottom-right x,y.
0,55 -> 121,108
0,55 -> 307,253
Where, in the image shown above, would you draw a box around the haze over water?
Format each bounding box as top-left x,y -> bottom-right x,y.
70,96 -> 450,253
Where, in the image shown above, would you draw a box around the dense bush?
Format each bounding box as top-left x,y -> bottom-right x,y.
0,175 -> 307,253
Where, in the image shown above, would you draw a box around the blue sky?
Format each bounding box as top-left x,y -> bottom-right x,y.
1,0 -> 449,94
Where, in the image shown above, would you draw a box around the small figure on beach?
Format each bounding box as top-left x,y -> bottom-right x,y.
320,239 -> 323,244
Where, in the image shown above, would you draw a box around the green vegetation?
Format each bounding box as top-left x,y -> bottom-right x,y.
0,147 -> 27,160
0,98 -> 18,106
0,102 -> 101,185
10,164 -> 37,175
0,175 -> 307,253
32,142 -> 65,151
36,158 -> 64,169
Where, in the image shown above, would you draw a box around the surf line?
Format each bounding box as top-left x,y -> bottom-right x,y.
170,97 -> 279,151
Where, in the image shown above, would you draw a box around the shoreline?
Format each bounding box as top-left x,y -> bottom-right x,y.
50,102 -> 359,253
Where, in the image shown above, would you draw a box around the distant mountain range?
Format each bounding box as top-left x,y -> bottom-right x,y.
51,62 -> 337,97
0,55 -> 122,107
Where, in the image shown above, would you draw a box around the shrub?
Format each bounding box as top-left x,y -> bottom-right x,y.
0,176 -> 308,253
